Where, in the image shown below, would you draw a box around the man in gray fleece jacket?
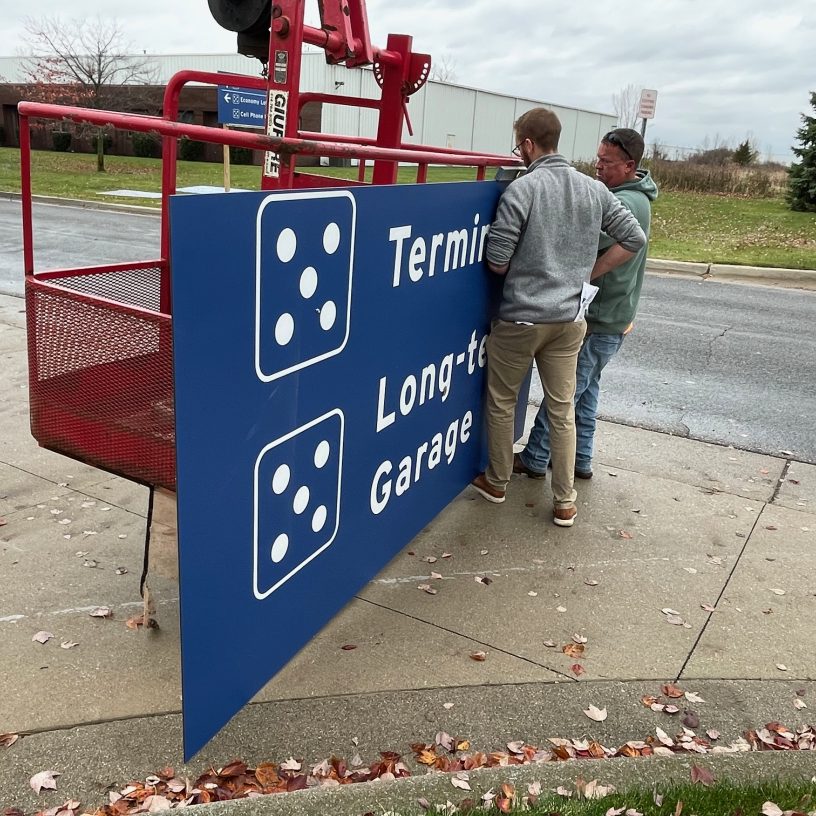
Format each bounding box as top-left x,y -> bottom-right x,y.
470,108 -> 646,527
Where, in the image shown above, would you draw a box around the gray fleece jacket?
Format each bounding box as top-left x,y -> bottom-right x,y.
485,153 -> 646,324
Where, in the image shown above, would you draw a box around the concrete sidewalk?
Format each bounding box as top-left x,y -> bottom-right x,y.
1,290 -> 815,812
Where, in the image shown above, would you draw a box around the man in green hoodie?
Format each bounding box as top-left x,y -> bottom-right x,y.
515,128 -> 659,480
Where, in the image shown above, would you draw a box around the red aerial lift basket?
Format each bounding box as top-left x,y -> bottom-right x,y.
18,0 -> 517,492
25,262 -> 175,488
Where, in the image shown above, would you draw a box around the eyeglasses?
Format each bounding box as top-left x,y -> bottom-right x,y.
602,131 -> 634,161
512,140 -> 526,157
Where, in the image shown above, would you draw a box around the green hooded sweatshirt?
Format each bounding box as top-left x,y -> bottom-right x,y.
587,169 -> 658,334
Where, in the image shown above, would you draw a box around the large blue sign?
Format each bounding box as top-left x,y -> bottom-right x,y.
170,181 -> 524,759
216,85 -> 267,128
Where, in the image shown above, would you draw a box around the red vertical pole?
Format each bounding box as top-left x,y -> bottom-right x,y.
19,115 -> 34,275
476,165 -> 486,181
262,0 -> 304,191
159,88 -> 179,314
357,159 -> 367,182
372,34 -> 410,186
416,163 -> 427,183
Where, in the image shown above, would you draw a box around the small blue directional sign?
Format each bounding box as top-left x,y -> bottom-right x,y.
170,180 -> 528,759
216,84 -> 267,128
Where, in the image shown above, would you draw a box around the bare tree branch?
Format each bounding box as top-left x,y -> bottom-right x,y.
430,53 -> 458,83
611,83 -> 641,129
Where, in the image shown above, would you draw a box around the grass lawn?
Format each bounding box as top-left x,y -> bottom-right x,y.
517,780 -> 816,816
2,147 -> 815,269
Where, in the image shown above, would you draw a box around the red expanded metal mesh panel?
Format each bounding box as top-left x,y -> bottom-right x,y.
26,270 -> 175,490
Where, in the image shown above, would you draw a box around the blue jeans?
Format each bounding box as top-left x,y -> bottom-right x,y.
520,332 -> 625,474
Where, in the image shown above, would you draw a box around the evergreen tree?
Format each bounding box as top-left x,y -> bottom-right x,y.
787,91 -> 816,212
732,139 -> 757,166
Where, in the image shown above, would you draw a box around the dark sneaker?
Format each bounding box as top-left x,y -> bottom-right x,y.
513,453 -> 547,480
548,460 -> 593,480
470,473 -> 506,504
553,505 -> 578,527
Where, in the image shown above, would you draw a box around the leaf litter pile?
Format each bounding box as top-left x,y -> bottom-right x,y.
5,699 -> 816,815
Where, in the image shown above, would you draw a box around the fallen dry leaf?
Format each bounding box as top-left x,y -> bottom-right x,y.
793,698 -> 807,710
572,634 -> 588,644
556,605 -> 567,613
769,588 -> 787,596
761,803 -> 784,816
60,641 -> 79,650
543,640 -> 556,648
0,733 -> 20,748
475,575 -> 493,586
584,705 -> 608,722
30,770 -> 60,794
700,604 -> 716,612
619,530 -> 633,540
417,584 -> 438,595
89,607 -> 113,618
563,643 -> 585,658
571,663 -> 586,677
430,572 -> 443,580
690,764 -> 715,786
470,651 -> 487,662
662,684 -> 685,698
280,757 -> 302,772
340,644 -> 357,650
665,615 -> 685,626
32,631 -> 54,644
776,663 -> 789,671
584,579 -> 599,586
684,691 -> 706,703
126,614 -> 159,630
451,774 -> 471,791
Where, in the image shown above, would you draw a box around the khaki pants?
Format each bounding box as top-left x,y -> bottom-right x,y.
484,319 -> 586,507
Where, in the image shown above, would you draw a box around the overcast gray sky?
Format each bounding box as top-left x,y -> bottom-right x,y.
2,0 -> 812,161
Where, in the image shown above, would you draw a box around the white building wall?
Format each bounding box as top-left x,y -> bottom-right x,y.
1,52 -> 616,160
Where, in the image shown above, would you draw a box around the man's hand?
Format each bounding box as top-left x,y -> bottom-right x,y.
487,260 -> 509,275
591,244 -> 635,280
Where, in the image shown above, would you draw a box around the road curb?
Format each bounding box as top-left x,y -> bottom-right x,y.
647,258 -> 816,291
1,191 -> 161,216
194,752 -> 816,816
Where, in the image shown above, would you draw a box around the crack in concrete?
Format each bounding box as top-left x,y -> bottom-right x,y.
676,505 -> 766,683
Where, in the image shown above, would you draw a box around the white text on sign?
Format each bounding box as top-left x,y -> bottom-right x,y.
388,214 -> 490,287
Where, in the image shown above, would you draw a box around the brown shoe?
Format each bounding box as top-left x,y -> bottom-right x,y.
470,473 -> 506,504
553,505 -> 577,527
513,453 -> 547,480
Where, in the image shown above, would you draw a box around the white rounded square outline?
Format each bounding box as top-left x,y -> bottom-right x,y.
252,408 -> 344,600
255,190 -> 356,383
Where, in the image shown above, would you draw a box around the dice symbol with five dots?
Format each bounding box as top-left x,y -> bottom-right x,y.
255,191 -> 355,382
253,410 -> 344,599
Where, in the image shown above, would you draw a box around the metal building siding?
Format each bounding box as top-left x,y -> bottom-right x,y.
4,51 -> 617,156
471,92 -> 517,154
419,82 -> 477,151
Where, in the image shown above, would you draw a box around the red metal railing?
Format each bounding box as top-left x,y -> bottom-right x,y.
18,71 -> 518,490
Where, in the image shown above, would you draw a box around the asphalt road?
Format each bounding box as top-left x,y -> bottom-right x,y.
529,276 -> 816,464
2,198 -> 815,463
0,197 -> 160,297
